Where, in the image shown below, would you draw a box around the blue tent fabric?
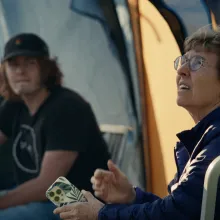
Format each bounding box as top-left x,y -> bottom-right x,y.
69,0 -> 106,22
204,0 -> 220,24
69,0 -> 118,56
69,0 -> 138,124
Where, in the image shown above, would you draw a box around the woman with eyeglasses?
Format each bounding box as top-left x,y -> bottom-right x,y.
54,28 -> 220,220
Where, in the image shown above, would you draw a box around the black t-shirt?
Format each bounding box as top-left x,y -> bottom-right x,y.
0,86 -> 110,192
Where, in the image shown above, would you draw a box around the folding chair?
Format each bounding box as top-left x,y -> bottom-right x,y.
200,155 -> 220,220
99,124 -> 132,166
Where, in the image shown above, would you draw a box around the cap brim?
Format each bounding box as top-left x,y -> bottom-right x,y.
2,50 -> 48,62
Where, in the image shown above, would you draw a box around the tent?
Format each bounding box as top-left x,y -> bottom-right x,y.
0,0 -> 217,197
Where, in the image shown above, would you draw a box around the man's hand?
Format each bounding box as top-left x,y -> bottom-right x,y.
54,190 -> 104,220
90,160 -> 136,204
0,151 -> 78,209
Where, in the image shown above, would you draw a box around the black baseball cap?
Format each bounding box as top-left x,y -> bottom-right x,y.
2,33 -> 50,62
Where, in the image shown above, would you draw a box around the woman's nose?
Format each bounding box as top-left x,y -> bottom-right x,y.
177,63 -> 190,77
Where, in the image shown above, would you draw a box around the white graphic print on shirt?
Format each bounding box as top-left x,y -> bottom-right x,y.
12,124 -> 39,174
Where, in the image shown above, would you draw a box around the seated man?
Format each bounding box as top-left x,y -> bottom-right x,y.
0,33 -> 110,220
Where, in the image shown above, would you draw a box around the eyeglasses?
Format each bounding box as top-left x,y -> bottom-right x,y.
174,55 -> 207,71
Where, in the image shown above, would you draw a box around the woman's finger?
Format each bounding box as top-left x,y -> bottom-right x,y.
103,172 -> 114,182
95,179 -> 102,187
92,183 -> 102,191
94,169 -> 112,179
90,176 -> 95,184
94,169 -> 105,178
94,190 -> 105,199
91,177 -> 102,189
54,205 -> 72,214
60,211 -> 73,219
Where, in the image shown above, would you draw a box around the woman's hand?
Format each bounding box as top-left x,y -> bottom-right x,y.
91,160 -> 136,204
54,190 -> 104,220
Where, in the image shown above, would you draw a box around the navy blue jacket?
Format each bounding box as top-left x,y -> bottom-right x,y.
98,108 -> 220,219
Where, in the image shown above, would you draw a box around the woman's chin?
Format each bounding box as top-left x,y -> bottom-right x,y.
176,98 -> 189,108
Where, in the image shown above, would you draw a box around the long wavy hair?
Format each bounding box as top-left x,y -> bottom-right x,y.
0,56 -> 63,100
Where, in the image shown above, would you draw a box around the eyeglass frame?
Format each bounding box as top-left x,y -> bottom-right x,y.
174,55 -> 214,72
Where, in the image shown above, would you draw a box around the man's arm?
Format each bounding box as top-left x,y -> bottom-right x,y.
0,150 -> 78,209
0,130 -> 8,145
0,98 -> 96,209
0,100 -> 19,144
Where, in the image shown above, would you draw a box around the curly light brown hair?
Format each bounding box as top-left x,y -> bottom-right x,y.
0,56 -> 63,100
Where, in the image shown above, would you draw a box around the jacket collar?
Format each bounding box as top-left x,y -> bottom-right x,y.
176,107 -> 220,155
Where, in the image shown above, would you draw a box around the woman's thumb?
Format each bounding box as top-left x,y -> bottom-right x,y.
81,190 -> 94,202
107,160 -> 122,177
